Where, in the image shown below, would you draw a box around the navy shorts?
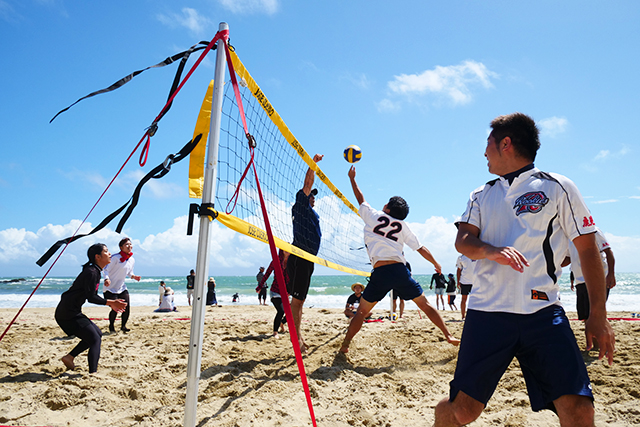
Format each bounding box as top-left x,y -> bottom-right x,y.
286,254 -> 314,301
361,263 -> 423,303
449,305 -> 593,412
460,284 -> 473,295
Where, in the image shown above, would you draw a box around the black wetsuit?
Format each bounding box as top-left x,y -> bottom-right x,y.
55,263 -> 107,373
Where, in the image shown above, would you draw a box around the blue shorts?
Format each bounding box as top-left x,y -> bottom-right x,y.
434,287 -> 445,295
361,263 -> 423,303
450,305 -> 593,412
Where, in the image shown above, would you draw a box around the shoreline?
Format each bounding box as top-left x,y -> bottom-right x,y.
1,306 -> 639,426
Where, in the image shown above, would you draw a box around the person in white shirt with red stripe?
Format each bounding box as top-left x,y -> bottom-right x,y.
339,166 -> 459,353
434,113 -> 615,427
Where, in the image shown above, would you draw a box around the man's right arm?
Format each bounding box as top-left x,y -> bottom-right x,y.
347,166 -> 365,205
455,223 -> 529,273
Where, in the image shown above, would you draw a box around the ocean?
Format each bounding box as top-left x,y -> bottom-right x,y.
2,273 -> 640,313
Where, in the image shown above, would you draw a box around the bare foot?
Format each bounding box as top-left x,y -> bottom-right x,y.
61,354 -> 75,370
299,342 -> 309,354
273,332 -> 279,339
338,345 -> 349,353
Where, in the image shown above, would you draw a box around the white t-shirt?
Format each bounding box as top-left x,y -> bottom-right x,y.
457,168 -> 596,314
159,293 -> 175,311
359,202 -> 421,266
568,227 -> 610,283
456,255 -> 476,285
103,253 -> 135,294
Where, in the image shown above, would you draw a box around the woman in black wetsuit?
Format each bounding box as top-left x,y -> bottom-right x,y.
54,243 -> 127,373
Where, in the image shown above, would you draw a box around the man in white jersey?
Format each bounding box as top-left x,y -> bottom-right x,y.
339,166 -> 459,353
434,113 -> 615,427
455,255 -> 475,320
563,227 -> 616,321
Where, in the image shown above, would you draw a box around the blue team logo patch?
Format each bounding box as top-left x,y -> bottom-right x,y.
513,192 -> 549,216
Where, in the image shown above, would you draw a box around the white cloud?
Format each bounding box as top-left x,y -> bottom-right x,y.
594,150 -> 610,161
387,60 -> 498,106
341,72 -> 371,90
538,116 -> 568,138
218,0 -> 279,15
157,8 -> 211,35
593,199 -> 618,204
376,98 -> 400,113
630,196 -> 640,200
594,145 -> 630,162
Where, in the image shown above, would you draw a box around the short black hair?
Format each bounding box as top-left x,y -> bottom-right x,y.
387,196 -> 409,220
490,112 -> 540,162
85,243 -> 107,267
118,237 -> 131,249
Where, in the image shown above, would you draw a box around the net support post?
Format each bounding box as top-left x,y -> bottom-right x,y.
184,21 -> 228,427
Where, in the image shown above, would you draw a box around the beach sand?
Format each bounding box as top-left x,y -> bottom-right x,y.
1,305 -> 639,427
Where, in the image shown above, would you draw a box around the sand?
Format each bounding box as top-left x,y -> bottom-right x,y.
1,305 -> 639,427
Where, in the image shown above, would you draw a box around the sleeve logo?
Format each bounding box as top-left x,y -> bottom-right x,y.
513,192 -> 549,216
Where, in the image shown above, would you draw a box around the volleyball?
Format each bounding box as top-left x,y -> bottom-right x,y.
343,145 -> 362,163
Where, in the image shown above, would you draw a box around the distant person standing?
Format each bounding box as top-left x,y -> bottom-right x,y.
430,272 -> 447,310
206,277 -> 218,306
186,269 -> 195,306
103,237 -> 141,333
258,249 -> 290,338
446,273 -> 458,311
287,153 -> 323,353
563,227 -> 616,321
455,255 -> 475,320
55,243 -> 127,373
256,266 -> 267,305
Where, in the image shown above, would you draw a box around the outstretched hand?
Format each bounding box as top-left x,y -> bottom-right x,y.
313,154 -> 324,163
107,299 -> 128,313
348,165 -> 356,179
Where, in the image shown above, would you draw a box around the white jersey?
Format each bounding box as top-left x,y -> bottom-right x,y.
159,293 -> 175,311
457,167 -> 596,314
569,227 -> 610,283
103,253 -> 135,294
359,202 -> 421,266
456,255 -> 476,285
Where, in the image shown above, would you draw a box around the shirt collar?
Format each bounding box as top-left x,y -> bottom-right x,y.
502,163 -> 535,185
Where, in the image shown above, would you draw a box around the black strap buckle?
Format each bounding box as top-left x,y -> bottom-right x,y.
187,203 -> 218,235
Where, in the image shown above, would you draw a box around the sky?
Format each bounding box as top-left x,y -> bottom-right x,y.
1,0 -> 639,278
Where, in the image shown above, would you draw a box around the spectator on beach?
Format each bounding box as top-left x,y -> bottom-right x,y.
206,277 -> 218,306
158,281 -> 166,306
339,165 -> 459,353
232,293 -> 239,303
155,287 -> 177,312
55,243 -> 127,373
103,237 -> 141,333
255,266 -> 268,305
186,269 -> 195,306
446,273 -> 458,311
259,249 -> 289,338
287,153 -> 323,353
562,227 -> 616,322
455,255 -> 475,320
430,272 -> 447,310
434,112 -> 615,426
345,282 -> 365,319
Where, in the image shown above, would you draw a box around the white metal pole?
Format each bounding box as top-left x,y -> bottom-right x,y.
184,21 -> 228,427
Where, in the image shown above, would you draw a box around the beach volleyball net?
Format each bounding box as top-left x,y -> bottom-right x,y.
192,49 -> 371,276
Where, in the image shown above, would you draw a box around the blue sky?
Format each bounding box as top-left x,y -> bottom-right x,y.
1,0 -> 639,277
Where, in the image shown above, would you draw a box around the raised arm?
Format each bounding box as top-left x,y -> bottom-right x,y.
455,222 -> 529,273
417,246 -> 441,273
347,166 -> 365,205
302,154 -> 323,195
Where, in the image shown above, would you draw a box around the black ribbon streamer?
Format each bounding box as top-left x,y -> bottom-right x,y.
49,41 -> 213,123
36,134 -> 202,267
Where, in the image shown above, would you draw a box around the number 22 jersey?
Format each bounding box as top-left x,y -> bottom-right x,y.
359,202 -> 421,267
